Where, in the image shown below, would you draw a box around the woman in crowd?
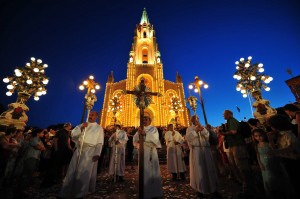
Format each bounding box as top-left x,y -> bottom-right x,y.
252,128 -> 295,199
17,128 -> 45,197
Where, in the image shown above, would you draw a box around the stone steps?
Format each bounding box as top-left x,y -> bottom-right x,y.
125,144 -> 167,164
158,145 -> 167,164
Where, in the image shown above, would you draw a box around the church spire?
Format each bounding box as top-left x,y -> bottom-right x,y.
107,71 -> 114,83
140,8 -> 149,24
176,72 -> 183,83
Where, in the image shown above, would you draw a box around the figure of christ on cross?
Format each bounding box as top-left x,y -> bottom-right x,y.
124,77 -> 162,199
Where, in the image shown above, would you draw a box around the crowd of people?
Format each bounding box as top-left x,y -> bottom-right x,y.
0,103 -> 299,199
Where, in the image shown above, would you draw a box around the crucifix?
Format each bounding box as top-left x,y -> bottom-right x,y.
123,77 -> 161,199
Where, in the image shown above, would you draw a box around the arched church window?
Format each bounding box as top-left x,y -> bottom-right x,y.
143,31 -> 147,38
142,49 -> 148,64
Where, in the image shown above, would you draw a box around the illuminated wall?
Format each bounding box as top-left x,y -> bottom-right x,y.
100,9 -> 189,127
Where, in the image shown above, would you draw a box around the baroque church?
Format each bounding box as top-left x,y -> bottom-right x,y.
100,9 -> 190,127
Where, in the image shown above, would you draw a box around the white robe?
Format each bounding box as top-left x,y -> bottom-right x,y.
133,125 -> 163,199
186,125 -> 218,194
165,130 -> 186,173
59,122 -> 104,198
108,129 -> 128,176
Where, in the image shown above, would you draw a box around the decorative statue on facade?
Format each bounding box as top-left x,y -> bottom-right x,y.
251,90 -> 277,124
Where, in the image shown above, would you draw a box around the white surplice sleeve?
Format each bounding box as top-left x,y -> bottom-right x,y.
94,143 -> 103,156
145,127 -> 161,148
71,125 -> 82,139
199,128 -> 209,139
118,131 -> 128,145
133,131 -> 139,143
164,131 -> 173,146
175,132 -> 184,144
186,127 -> 198,142
94,126 -> 104,156
108,132 -> 115,146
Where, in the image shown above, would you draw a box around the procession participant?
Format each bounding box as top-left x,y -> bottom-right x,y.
164,123 -> 186,180
108,124 -> 128,182
59,111 -> 104,198
186,115 -> 218,198
133,116 -> 163,199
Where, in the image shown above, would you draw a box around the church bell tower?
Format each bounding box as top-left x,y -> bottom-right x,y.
100,8 -> 190,127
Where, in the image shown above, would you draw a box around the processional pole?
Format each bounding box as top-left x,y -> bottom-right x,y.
123,77 -> 161,199
173,132 -> 180,179
70,76 -> 99,198
114,121 -> 118,182
77,91 -> 97,168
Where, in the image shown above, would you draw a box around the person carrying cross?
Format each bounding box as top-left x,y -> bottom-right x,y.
133,116 -> 163,199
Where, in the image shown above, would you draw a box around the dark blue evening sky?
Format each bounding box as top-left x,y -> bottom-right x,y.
0,0 -> 299,128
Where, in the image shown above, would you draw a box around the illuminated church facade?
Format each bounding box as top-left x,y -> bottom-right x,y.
100,9 -> 190,127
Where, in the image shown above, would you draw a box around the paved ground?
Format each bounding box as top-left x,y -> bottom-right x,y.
0,163 -> 264,199
0,146 -> 265,199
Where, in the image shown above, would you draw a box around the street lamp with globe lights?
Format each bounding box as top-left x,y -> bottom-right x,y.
188,76 -> 209,125
233,56 -> 276,124
0,57 -> 49,129
2,57 -> 49,101
79,75 -> 100,123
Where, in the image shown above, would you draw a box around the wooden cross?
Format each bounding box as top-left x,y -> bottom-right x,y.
123,77 -> 161,199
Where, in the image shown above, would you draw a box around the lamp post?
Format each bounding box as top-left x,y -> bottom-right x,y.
233,56 -> 276,124
108,96 -> 123,125
1,57 -> 49,129
188,76 -> 209,125
79,75 -> 100,123
168,96 -> 183,126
